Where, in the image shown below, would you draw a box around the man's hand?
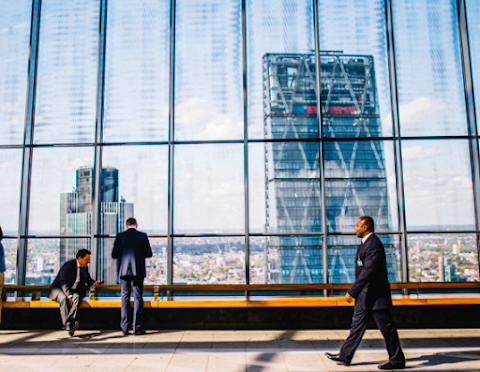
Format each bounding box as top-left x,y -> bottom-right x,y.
94,280 -> 103,288
345,292 -> 354,303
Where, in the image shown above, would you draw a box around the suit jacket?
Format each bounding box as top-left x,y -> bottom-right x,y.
48,259 -> 94,299
112,228 -> 152,278
347,233 -> 392,311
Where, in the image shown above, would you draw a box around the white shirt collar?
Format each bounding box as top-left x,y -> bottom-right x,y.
361,232 -> 373,244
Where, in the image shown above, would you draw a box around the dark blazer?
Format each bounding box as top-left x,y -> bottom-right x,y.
112,228 -> 152,278
348,233 -> 392,310
48,259 -> 94,299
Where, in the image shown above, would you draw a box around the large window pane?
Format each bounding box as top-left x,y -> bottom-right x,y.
0,149 -> 22,235
174,0 -> 243,141
33,0 -> 100,144
325,140 -> 398,233
319,0 -> 393,138
99,237 -> 166,285
249,142 -> 321,234
26,238 -> 90,285
103,0 -> 170,142
466,0 -> 480,134
408,233 -> 479,282
0,0 -> 32,145
101,146 -> 168,234
250,236 -> 323,284
247,0 -> 317,139
29,147 -> 95,237
392,0 -> 468,136
2,239 -> 18,284
173,237 -> 245,284
402,140 -> 475,231
174,144 -> 244,234
328,234 -> 401,283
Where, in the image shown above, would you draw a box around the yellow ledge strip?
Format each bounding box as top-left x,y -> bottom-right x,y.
3,295 -> 480,309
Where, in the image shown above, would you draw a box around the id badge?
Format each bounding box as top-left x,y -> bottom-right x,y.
356,259 -> 363,267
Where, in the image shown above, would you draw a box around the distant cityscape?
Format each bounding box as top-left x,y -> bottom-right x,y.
1,232 -> 477,286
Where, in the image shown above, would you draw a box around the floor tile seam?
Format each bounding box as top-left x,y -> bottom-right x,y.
49,350 -> 103,372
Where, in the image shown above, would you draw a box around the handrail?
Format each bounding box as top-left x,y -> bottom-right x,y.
4,282 -> 480,293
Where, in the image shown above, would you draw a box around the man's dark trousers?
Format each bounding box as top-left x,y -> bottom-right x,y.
340,304 -> 404,364
120,276 -> 144,333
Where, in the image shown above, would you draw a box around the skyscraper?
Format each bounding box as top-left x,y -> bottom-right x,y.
60,166 -> 133,283
263,53 -> 397,284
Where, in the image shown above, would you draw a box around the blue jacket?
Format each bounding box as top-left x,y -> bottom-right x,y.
348,233 -> 392,310
0,241 -> 5,272
112,228 -> 152,278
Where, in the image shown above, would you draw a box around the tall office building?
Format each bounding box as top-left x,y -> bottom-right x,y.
60,166 -> 133,283
263,53 -> 397,284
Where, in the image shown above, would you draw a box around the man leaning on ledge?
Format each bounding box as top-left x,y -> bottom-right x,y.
112,217 -> 152,336
326,216 -> 405,370
48,249 -> 103,336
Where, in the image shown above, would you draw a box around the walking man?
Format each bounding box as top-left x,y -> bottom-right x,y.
48,249 -> 103,336
112,217 -> 152,336
325,216 -> 405,369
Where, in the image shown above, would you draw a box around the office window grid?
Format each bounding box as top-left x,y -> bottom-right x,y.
1,0 -> 479,286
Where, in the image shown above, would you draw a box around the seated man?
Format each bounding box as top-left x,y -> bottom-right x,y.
48,249 -> 102,336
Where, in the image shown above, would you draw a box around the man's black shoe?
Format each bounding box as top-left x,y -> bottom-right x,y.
134,330 -> 146,336
325,352 -> 350,366
378,360 -> 406,370
122,331 -> 131,337
66,321 -> 79,337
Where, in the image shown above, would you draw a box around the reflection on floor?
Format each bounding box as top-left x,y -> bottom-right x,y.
0,329 -> 479,371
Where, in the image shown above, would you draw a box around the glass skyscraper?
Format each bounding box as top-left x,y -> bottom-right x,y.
263,53 -> 397,283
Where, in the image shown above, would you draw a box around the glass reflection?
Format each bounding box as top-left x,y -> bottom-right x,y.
0,149 -> 22,235
29,147 -> 94,235
392,0 -> 468,136
465,0 -> 480,134
318,0 -> 393,137
408,233 -> 479,282
26,238 -> 89,285
174,0 -> 243,141
102,146 -> 168,234
2,239 -> 18,284
0,0 -> 32,145
249,236 -> 323,284
34,0 -> 100,144
103,0 -> 170,142
402,140 -> 475,231
173,237 -> 245,284
325,140 -> 398,232
328,234 -> 401,283
174,144 -> 244,234
247,0 -> 316,139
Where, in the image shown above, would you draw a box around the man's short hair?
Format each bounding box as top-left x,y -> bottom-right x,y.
359,216 -> 375,232
126,217 -> 137,226
76,249 -> 91,259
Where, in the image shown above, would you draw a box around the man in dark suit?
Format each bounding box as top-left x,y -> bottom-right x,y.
48,249 -> 103,336
112,217 -> 152,336
325,216 -> 405,370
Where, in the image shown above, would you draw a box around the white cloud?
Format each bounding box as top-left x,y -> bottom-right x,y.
402,145 -> 445,162
399,96 -> 449,127
175,98 -> 243,140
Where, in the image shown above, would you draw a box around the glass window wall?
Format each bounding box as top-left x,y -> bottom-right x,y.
2,0 -> 480,288
0,0 -> 32,145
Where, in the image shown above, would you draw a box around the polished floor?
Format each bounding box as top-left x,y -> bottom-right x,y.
0,329 -> 479,371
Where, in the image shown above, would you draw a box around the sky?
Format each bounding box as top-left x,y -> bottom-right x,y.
0,0 -> 479,236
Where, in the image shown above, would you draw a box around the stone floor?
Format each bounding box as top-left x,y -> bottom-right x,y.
0,329 -> 479,371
